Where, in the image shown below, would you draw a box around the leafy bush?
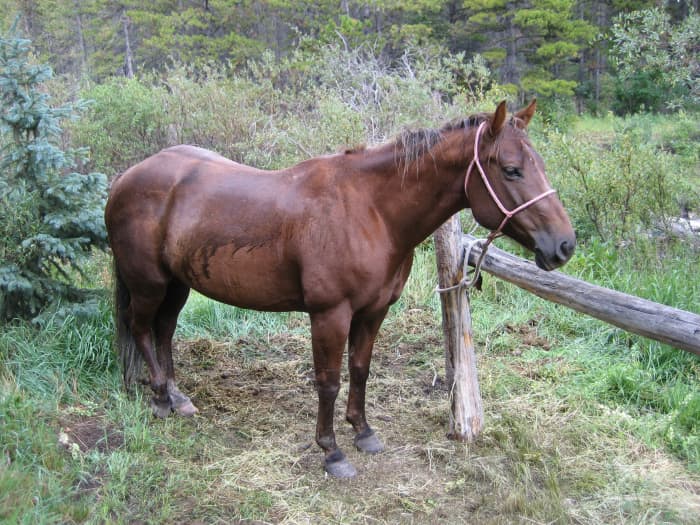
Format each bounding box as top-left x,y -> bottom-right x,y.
72,43 -> 503,174
609,8 -> 700,113
543,124 -> 691,243
73,77 -> 169,176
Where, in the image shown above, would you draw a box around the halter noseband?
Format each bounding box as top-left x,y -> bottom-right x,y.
464,120 -> 557,249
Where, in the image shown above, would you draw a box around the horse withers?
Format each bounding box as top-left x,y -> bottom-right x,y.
105,100 -> 575,478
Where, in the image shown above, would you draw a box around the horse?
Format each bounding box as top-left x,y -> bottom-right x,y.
105,100 -> 575,478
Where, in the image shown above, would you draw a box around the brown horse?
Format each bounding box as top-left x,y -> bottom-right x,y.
105,100 -> 575,478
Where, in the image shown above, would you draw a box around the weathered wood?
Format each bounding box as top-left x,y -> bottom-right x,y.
463,234 -> 700,356
433,216 -> 483,441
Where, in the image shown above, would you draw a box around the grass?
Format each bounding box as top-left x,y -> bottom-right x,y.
1,111 -> 699,523
1,239 -> 699,523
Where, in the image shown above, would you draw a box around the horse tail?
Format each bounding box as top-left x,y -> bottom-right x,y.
113,260 -> 142,389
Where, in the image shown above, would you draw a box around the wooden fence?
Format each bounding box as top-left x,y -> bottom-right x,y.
433,214 -> 700,441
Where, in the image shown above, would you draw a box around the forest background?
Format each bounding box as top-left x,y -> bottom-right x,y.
4,0 -> 699,114
1,1 -> 699,523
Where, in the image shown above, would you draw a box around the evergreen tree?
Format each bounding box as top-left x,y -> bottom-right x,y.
459,0 -> 596,99
0,26 -> 107,321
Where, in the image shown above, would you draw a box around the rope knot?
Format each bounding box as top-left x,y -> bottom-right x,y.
435,236 -> 491,294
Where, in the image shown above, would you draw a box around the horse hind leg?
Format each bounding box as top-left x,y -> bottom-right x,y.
127,287 -> 172,418
154,280 -> 197,417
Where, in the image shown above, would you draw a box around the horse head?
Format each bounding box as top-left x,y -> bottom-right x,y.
465,100 -> 576,270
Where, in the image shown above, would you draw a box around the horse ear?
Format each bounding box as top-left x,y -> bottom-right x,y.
514,99 -> 537,128
490,100 -> 507,137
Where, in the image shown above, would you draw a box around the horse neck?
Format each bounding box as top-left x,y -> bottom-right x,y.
356,128 -> 474,252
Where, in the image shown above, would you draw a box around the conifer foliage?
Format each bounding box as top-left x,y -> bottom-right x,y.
0,28 -> 107,322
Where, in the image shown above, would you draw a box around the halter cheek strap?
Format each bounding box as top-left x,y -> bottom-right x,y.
464,120 -> 557,248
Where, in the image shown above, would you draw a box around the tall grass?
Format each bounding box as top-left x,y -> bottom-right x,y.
0,301 -> 117,401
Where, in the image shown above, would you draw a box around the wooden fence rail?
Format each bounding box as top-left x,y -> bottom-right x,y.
434,220 -> 700,442
462,233 -> 700,356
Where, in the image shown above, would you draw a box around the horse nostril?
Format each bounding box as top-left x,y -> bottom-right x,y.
559,240 -> 574,259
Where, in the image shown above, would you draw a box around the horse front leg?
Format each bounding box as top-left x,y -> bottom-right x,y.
309,304 -> 355,478
346,308 -> 388,455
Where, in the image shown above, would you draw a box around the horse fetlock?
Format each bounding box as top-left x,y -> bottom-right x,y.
345,406 -> 366,426
316,434 -> 337,452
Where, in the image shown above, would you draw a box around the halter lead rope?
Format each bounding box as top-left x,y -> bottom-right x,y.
436,120 -> 557,294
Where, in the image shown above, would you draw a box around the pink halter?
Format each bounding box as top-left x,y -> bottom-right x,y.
465,121 -> 557,248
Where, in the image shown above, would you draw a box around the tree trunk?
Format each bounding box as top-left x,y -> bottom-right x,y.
121,12 -> 134,78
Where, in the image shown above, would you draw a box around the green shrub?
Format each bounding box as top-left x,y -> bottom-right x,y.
544,124 -> 689,243
73,77 -> 169,176
609,8 -> 700,113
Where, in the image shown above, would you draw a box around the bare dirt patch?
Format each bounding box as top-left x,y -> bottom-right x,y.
58,412 -> 124,454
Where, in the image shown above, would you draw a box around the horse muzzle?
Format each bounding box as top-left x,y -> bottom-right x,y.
534,234 -> 576,271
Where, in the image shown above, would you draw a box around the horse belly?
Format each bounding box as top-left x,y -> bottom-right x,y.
170,242 -> 305,312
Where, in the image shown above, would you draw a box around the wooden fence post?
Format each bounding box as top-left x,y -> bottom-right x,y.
433,214 -> 483,441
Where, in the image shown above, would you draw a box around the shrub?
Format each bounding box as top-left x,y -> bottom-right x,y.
609,8 -> 700,113
72,43 -> 504,175
73,77 -> 169,176
543,124 -> 689,243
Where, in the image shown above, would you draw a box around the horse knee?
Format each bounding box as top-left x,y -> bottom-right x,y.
316,381 -> 340,401
349,363 -> 369,384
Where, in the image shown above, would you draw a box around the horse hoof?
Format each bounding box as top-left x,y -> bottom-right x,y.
173,400 -> 199,417
354,429 -> 384,454
150,398 -> 171,419
325,457 -> 357,478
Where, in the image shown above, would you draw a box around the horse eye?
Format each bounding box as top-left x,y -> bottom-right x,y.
503,166 -> 522,180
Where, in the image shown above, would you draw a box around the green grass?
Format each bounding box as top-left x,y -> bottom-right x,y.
1,232 -> 699,523
1,111 -> 699,523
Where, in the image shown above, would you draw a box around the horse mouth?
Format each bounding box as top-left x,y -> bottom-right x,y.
534,249 -> 555,271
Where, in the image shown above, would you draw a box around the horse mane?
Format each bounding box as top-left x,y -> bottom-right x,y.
392,112 -> 491,174
343,112 -> 493,176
